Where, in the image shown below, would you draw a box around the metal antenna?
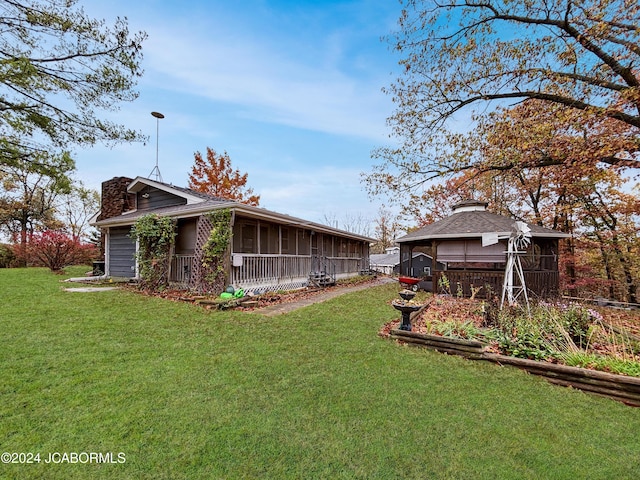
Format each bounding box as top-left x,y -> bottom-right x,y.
149,111 -> 164,182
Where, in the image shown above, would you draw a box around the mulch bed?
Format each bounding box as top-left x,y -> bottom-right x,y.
380,296 -> 640,338
125,277 -> 384,310
380,295 -> 640,367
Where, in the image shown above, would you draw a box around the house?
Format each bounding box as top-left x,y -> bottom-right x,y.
396,200 -> 570,298
370,247 -> 399,275
92,176 -> 374,293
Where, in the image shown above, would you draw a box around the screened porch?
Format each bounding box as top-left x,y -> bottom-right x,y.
169,214 -> 371,292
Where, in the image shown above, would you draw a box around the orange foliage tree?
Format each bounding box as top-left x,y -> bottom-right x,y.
188,147 -> 260,206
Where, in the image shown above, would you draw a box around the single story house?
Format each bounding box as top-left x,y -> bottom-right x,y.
370,247 -> 400,275
91,176 -> 374,293
396,200 -> 571,299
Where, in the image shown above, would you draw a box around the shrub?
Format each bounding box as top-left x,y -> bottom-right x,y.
560,352 -> 640,377
488,303 -> 587,361
0,243 -> 16,268
27,231 -> 95,272
130,214 -> 176,291
433,320 -> 482,340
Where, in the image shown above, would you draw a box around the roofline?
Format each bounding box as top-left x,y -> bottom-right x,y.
93,200 -> 375,243
127,176 -> 206,205
231,203 -> 375,242
397,231 -> 572,243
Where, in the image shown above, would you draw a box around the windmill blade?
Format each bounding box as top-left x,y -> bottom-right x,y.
512,221 -> 532,249
514,221 -> 531,237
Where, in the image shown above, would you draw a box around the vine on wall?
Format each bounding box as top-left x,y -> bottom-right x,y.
130,214 -> 176,291
200,209 -> 232,293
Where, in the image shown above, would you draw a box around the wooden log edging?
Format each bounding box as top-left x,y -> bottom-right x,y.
391,329 -> 485,359
389,329 -> 640,407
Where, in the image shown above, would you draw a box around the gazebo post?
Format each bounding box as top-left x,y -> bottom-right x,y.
431,240 -> 438,290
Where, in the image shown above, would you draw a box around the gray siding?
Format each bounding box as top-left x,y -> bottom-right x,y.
109,227 -> 136,277
137,188 -> 187,211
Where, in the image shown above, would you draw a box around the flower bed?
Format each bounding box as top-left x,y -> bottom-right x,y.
380,295 -> 640,406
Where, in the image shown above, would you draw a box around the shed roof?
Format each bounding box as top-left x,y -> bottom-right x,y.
397,208 -> 570,244
370,251 -> 435,267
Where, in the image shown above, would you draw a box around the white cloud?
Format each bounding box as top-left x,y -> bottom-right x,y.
71,0 -> 400,231
140,15 -> 393,142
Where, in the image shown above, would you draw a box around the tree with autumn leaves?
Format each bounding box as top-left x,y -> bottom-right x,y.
365,0 -> 639,303
188,147 -> 260,206
370,100 -> 639,303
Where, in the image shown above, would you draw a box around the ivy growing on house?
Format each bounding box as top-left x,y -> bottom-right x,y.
201,209 -> 232,291
130,214 -> 176,291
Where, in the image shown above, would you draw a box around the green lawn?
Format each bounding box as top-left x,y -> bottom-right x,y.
2,267 -> 640,479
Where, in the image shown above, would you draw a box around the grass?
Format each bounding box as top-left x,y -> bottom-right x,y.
2,267 -> 640,479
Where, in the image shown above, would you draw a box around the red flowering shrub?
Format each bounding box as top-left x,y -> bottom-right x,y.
28,231 -> 98,272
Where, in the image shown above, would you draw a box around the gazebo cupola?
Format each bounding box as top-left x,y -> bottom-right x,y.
451,200 -> 488,213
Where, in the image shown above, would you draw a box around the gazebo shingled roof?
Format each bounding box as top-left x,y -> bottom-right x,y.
397,200 -> 570,243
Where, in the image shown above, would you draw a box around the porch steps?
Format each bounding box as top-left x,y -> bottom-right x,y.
309,271 -> 336,288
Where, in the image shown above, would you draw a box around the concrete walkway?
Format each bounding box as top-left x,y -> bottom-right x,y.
253,277 -> 396,317
64,287 -> 119,292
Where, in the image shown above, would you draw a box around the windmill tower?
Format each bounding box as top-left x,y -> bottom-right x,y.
501,221 -> 532,310
482,221 -> 532,311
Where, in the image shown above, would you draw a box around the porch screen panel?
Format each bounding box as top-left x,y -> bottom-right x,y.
322,235 -> 333,257
260,223 -> 279,254
233,220 -> 257,253
281,227 -> 294,254
175,218 -> 196,255
297,229 -> 310,255
437,240 -> 505,263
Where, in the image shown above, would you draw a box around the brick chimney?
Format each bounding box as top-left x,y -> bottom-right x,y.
97,177 -> 135,221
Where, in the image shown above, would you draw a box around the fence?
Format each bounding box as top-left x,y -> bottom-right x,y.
433,270 -> 560,299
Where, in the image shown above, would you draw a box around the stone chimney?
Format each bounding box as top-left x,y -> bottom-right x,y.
97,177 -> 135,221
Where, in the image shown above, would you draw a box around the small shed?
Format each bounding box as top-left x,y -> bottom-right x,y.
370,247 -> 446,278
396,201 -> 570,299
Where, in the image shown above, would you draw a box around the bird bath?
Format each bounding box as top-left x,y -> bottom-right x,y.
392,290 -> 422,331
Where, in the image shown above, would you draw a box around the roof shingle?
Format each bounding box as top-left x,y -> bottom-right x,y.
398,210 -> 569,243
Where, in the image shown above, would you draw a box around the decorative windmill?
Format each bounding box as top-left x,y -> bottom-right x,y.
482,221 -> 532,311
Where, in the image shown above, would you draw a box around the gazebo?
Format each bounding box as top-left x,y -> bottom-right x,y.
396,200 -> 570,299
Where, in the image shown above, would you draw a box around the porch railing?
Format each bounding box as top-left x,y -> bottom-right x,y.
170,254 -> 194,286
232,254 -> 368,292
170,254 -> 369,292
433,270 -> 560,299
231,254 -> 312,291
326,256 -> 369,279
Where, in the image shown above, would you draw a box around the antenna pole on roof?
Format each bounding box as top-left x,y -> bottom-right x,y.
149,111 -> 164,182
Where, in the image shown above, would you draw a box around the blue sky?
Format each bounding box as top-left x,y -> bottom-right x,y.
75,0 -> 403,231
